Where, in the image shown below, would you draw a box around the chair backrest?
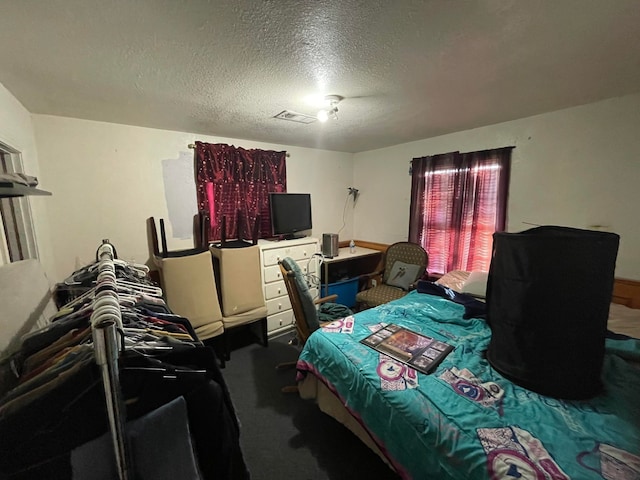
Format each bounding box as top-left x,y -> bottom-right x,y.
279,257 -> 319,344
158,250 -> 224,340
382,242 -> 429,285
210,244 -> 266,317
146,217 -> 160,257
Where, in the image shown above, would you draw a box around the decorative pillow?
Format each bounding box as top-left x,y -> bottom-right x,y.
386,261 -> 422,291
461,271 -> 489,298
435,270 -> 470,292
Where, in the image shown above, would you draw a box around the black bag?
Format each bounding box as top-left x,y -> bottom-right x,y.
486,226 -> 619,399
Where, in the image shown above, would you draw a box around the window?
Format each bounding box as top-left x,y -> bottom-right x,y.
194,142 -> 287,242
0,145 -> 38,264
409,147 -> 512,275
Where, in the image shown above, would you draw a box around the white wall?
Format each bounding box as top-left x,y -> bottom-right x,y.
353,93 -> 640,280
25,92 -> 640,282
32,115 -> 353,282
0,84 -> 54,276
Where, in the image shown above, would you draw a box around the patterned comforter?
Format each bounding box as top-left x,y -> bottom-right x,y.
296,291 -> 640,479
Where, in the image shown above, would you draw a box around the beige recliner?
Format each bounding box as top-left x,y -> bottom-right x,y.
210,244 -> 268,358
158,251 -> 225,342
147,217 -> 226,363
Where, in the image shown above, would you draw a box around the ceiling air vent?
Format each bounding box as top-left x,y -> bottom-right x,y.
273,110 -> 317,124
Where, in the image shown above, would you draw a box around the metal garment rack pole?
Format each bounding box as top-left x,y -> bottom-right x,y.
91,240 -> 130,480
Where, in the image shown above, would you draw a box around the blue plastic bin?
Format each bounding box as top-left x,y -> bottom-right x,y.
327,277 -> 359,308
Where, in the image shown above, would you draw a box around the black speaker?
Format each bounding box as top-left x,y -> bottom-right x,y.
486,226 -> 619,399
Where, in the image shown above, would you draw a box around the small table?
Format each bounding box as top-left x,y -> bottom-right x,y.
322,246 -> 382,297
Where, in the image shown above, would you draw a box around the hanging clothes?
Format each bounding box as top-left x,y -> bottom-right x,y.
0,246 -> 249,480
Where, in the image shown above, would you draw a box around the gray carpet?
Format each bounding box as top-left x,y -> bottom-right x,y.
222,330 -> 400,480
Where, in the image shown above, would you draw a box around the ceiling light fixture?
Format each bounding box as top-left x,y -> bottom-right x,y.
317,95 -> 343,123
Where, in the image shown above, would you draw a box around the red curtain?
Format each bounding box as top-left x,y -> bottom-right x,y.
194,142 -> 287,241
409,147 -> 512,275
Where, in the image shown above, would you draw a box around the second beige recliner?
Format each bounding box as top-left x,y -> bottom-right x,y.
210,244 -> 268,359
158,251 -> 225,342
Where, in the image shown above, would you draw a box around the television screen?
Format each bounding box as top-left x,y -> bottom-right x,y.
269,193 -> 312,238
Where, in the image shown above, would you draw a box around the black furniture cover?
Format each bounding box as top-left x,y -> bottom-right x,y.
486,226 -> 619,399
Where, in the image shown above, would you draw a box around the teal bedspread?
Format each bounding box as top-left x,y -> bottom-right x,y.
297,291 -> 640,480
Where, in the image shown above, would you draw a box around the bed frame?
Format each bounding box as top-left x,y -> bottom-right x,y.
612,277 -> 640,308
299,262 -> 640,477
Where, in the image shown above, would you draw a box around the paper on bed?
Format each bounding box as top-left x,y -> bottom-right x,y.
321,316 -> 355,334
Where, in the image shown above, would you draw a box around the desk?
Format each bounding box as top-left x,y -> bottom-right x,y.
322,246 -> 382,297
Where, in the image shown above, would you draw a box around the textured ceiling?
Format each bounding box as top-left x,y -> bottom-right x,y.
1,0 -> 639,153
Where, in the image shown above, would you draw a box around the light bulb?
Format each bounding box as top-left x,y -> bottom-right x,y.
317,109 -> 329,122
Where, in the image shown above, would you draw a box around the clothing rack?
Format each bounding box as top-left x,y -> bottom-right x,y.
0,240 -> 249,479
90,240 -> 130,480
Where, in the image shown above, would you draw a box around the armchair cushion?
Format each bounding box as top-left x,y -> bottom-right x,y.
386,260 -> 422,291
220,305 -> 268,328
281,257 -> 320,332
382,242 -> 428,284
355,284 -> 408,309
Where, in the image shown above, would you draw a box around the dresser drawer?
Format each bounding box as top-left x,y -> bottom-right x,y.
259,238 -> 319,334
264,281 -> 287,300
266,295 -> 292,316
263,265 -> 284,284
263,261 -> 315,284
264,281 -> 318,304
267,310 -> 294,332
262,242 -> 317,267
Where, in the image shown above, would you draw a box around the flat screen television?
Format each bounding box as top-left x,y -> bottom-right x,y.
269,193 -> 312,239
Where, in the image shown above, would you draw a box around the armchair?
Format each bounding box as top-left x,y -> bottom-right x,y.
277,257 -> 352,392
210,244 -> 269,358
355,242 -> 428,309
147,217 -> 224,340
157,250 -> 224,342
147,217 -> 226,364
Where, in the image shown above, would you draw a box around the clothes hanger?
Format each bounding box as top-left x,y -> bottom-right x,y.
121,349 -> 206,375
115,279 -> 163,297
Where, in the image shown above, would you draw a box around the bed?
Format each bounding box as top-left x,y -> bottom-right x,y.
296,272 -> 640,479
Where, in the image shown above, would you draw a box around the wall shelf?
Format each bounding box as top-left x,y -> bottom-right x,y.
0,181 -> 52,198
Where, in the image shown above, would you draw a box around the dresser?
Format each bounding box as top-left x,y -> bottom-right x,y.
258,237 -> 320,336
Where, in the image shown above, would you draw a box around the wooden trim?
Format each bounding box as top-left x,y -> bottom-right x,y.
353,240 -> 389,252
338,240 -> 390,252
612,277 -> 640,309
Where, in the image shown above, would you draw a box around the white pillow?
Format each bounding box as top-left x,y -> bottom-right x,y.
461,271 -> 489,298
435,270 -> 470,292
386,261 -> 422,291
